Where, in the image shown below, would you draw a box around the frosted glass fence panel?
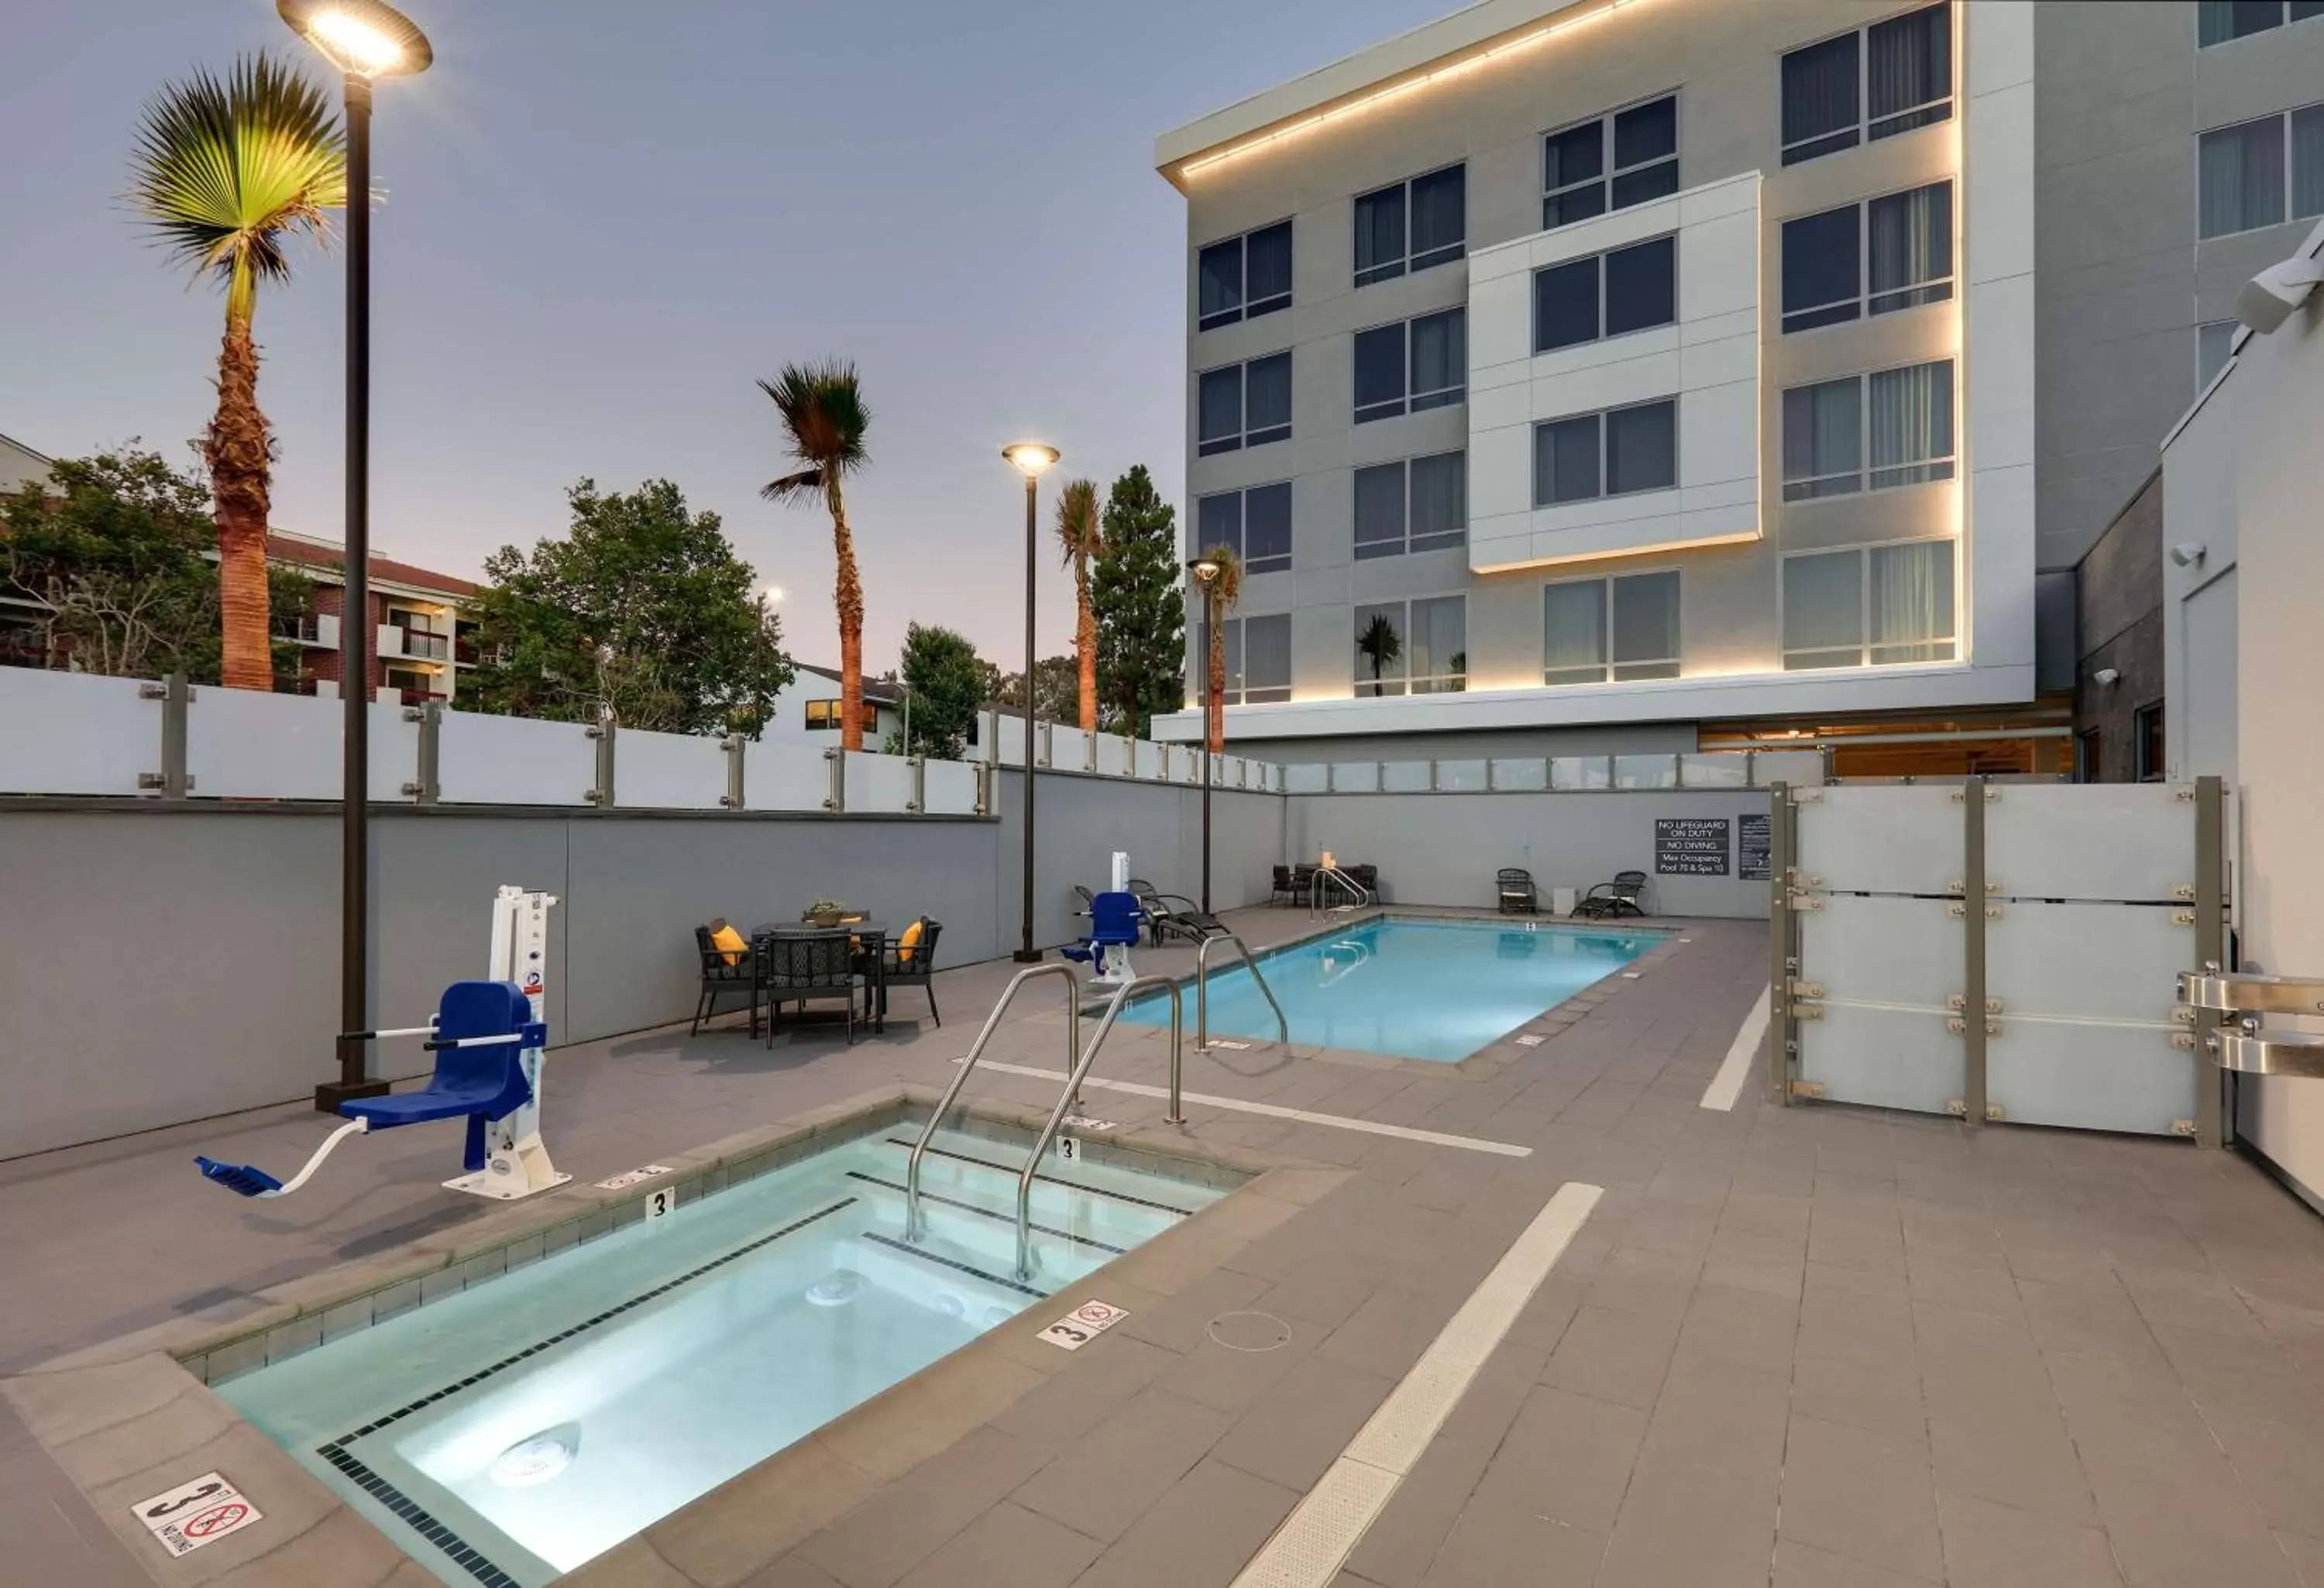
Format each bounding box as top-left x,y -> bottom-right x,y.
435,710 -> 596,805
752,741 -> 831,810
1984,784 -> 2195,903
846,751 -> 915,813
1614,754 -> 1679,789
619,727 -> 730,810
923,759 -> 979,815
1752,750 -> 1824,787
0,668 -> 156,796
1679,754 -> 1750,789
1381,760 -> 1432,793
1796,895 -> 1964,1114
1331,761 -> 1379,794
369,702 -> 420,803
989,714 -> 1027,768
1284,763 -> 1328,794
1096,735 -> 1133,778
1985,902 -> 2195,1135
186,686 -> 340,800
1134,739 -> 1166,779
1492,758 -> 1549,792
1051,726 -> 1092,772
1551,756 -> 1611,791
1434,758 -> 1488,792
1796,785 -> 1961,896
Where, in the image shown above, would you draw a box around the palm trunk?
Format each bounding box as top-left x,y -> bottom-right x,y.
209,306 -> 274,691
1074,557 -> 1098,734
827,478 -> 865,753
1207,622 -> 1226,755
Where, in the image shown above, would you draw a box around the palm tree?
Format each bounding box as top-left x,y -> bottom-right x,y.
758,362 -> 872,751
129,55 -> 346,692
1054,479 -> 1103,733
1357,612 -> 1402,695
1197,543 -> 1243,754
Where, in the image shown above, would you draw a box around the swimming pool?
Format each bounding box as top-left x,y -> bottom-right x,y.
215,1123 -> 1228,1586
1125,915 -> 1651,1062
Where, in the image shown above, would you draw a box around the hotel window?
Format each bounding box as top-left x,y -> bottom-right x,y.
1543,571 -> 1681,686
1353,308 -> 1466,423
1195,482 -> 1292,575
1208,614 -> 1292,705
1534,399 -> 1679,506
2135,703 -> 2166,781
1781,2 -> 1951,166
2198,320 -> 2238,387
1354,452 -> 1467,560
1196,351 -> 1291,455
1353,163 -> 1466,287
1782,540 -> 1956,669
1353,596 -> 1466,696
1543,95 -> 1679,231
1780,181 -> 1951,332
2199,1 -> 2324,46
1783,360 -> 1954,500
1196,220 -> 1293,332
1532,235 -> 1677,353
2199,105 -> 2324,239
806,698 -> 882,733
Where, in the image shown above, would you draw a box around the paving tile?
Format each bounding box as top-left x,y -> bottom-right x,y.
1070,1456 -> 1297,1588
1906,1255 -> 2024,1318
646,1439 -> 882,1586
2207,1411 -> 2324,1542
1431,1339 -> 1547,1455
1925,1380 -> 2098,1526
1677,1278 -> 1800,1374
989,1335 -> 1179,1453
2082,1447 -> 2303,1588
1418,1488 -> 1606,1587
1113,1267 -> 1271,1355
2274,1529 -> 2324,1588
1153,1313 -> 1318,1414
1773,1536 -> 1941,1587
1791,1353 -> 1928,1446
1011,1387 -> 1231,1545
1315,1287 -> 1459,1380
1779,1414 -> 1944,1582
1595,1450 -> 1776,1588
1638,1348 -> 1789,1483
892,1501 -> 1098,1588
1469,1383 -> 1647,1533
1211,1355 -> 1391,1491
793,1425 -> 1048,1588
1935,1489 -> 2123,1588
1342,1435 -> 1494,1588
739,1557 -> 850,1588
1585,1246 -> 1704,1322
1253,1252 -> 1395,1332
1537,1304 -> 1679,1410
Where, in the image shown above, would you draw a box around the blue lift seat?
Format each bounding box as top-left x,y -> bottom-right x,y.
1061,892 -> 1144,969
342,981 -> 541,1172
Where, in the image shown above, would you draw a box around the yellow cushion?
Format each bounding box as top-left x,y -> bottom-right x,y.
710,923 -> 748,967
898,919 -> 926,964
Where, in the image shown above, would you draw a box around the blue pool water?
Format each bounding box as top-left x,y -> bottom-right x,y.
1125,916 -> 1652,1062
215,1126 -> 1226,1586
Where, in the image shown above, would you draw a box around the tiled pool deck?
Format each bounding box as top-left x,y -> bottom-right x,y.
9,908 -> 2324,1586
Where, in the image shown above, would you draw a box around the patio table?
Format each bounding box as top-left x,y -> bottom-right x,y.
750,921 -> 890,1034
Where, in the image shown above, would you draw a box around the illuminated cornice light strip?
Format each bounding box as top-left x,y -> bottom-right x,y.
1469,527 -> 1761,576
1179,0 -> 1661,180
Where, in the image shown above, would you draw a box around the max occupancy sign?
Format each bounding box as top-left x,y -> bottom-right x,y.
1654,816 -> 1731,876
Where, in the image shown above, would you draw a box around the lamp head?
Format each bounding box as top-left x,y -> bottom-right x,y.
2234,253 -> 2324,335
279,0 -> 433,77
1187,557 -> 1221,586
1002,442 -> 1060,479
2169,542 -> 2208,569
2092,667 -> 2121,686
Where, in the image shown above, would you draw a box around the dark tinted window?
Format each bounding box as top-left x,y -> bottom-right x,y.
1243,483 -> 1291,572
1196,492 -> 1241,559
1409,452 -> 1465,550
1245,222 -> 1293,316
1244,352 -> 1291,445
1604,237 -> 1676,335
1868,3 -> 1951,136
1781,205 -> 1861,331
1353,182 -> 1407,286
1409,165 -> 1467,270
1534,256 -> 1600,352
1605,400 -> 1678,494
1353,462 -> 1405,559
1409,308 -> 1466,410
1614,96 -> 1677,167
1535,414 -> 1601,505
1782,31 -> 1859,163
1354,323 -> 1407,421
1197,239 -> 1242,331
1197,367 -> 1242,455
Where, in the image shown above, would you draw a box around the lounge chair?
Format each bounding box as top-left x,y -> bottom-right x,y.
1576,869 -> 1650,919
1496,868 -> 1538,915
760,929 -> 861,1044
1134,883 -> 1229,944
693,923 -> 757,1035
1346,864 -> 1380,899
1268,864 -> 1299,907
876,918 -> 944,1026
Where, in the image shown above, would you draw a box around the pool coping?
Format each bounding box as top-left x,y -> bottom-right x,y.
0,1084 -> 1349,1588
1136,904 -> 1685,1081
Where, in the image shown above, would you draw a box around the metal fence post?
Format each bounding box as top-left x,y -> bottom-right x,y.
1961,778 -> 1988,1129
401,699 -> 441,804
2195,774 -> 2227,1147
1767,782 -> 1793,1105
908,754 -> 926,813
137,672 -> 193,797
719,734 -> 747,809
583,707 -> 616,806
823,747 -> 844,812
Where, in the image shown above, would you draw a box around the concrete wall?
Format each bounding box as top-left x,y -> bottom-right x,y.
1288,788 -> 1771,919
2072,469 -> 2164,781
0,772 -> 1284,1161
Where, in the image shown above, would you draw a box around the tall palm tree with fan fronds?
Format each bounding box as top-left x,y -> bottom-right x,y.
1197,543 -> 1243,754
758,362 -> 872,750
1054,478 -> 1103,733
129,54 -> 346,691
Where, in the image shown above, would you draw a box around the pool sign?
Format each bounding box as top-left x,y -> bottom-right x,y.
1040,1298 -> 1130,1351
1738,813 -> 1772,882
132,1471 -> 263,1558
644,1185 -> 678,1219
594,1164 -> 675,1191
1654,816 -> 1731,876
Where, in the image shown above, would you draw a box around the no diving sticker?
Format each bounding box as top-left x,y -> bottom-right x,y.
1040,1298 -> 1130,1351
132,1471 -> 263,1557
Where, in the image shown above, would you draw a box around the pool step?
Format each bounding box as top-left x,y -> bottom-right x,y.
874,1139 -> 1188,1251
842,1170 -> 1129,1256
880,1135 -> 1199,1216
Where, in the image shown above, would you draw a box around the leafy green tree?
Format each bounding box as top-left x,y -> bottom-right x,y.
992,653 -> 1080,726
1,445 -> 308,684
466,478 -> 792,735
1091,466 -> 1184,737
129,55 -> 345,691
884,621 -> 985,759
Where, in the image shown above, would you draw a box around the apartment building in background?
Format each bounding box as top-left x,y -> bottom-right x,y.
1150,0 -> 2324,775
266,530 -> 481,705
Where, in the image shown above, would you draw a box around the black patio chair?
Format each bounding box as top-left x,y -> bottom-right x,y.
1268,864 -> 1299,906
758,929 -> 861,1045
693,923 -> 757,1036
876,918 -> 944,1027
1576,869 -> 1650,919
1291,862 -> 1318,902
1496,868 -> 1538,915
1133,883 -> 1229,944
1346,864 -> 1380,898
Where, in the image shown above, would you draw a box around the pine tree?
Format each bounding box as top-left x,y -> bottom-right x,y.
1091,466 -> 1185,738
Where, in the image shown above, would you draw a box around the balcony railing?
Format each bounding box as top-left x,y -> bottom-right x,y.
380,622 -> 449,662
273,612 -> 339,648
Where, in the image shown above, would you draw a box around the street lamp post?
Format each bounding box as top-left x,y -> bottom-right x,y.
1003,443 -> 1060,963
1187,558 -> 1222,914
280,0 -> 432,1112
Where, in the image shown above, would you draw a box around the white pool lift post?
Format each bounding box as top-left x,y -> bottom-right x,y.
445,885 -> 569,1201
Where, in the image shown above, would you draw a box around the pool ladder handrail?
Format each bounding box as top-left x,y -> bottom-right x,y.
1192,932 -> 1290,1052
1310,866 -> 1371,917
906,962 -> 1080,1241
1014,973 -> 1183,1281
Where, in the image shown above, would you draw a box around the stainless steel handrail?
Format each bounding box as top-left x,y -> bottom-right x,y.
906,963 -> 1079,1240
1309,866 -> 1371,917
1015,973 -> 1182,1280
1193,932 -> 1289,1051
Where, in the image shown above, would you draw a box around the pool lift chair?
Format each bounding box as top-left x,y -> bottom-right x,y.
1061,890 -> 1144,985
195,887 -> 572,1203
